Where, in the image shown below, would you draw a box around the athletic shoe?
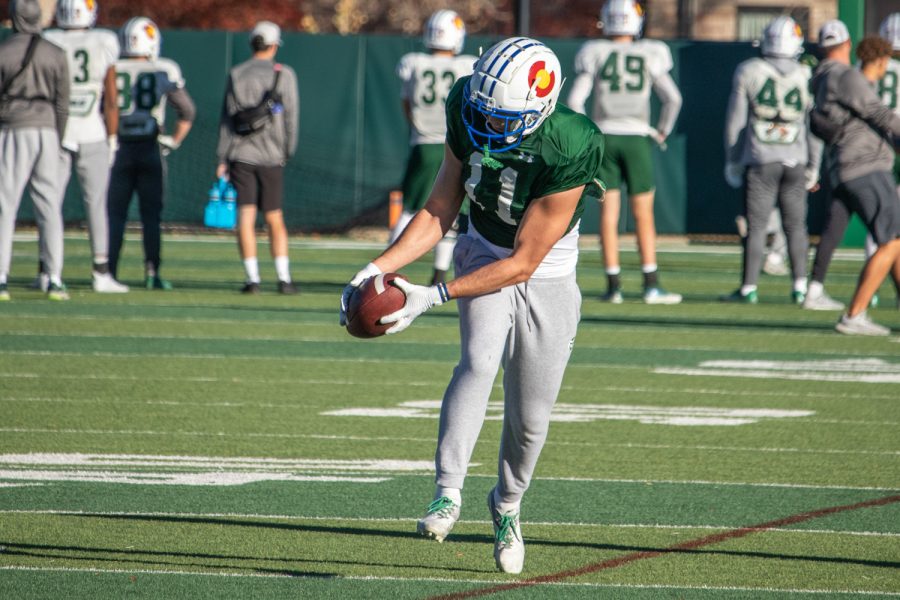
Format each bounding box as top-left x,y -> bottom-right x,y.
835,311 -> 890,336
145,275 -> 173,291
643,287 -> 682,305
416,496 -> 460,543
0,283 -> 10,301
802,289 -> 844,311
763,255 -> 789,276
600,288 -> 623,304
791,290 -> 806,305
241,282 -> 261,295
92,271 -> 129,293
278,281 -> 298,295
488,489 -> 524,574
47,282 -> 70,301
29,273 -> 50,292
719,288 -> 758,304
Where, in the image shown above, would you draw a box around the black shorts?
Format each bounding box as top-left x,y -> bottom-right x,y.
229,161 -> 284,212
835,170 -> 900,246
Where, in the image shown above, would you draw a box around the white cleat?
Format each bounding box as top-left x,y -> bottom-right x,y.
488,489 -> 524,574
762,254 -> 789,276
643,287 -> 682,305
416,496 -> 460,543
835,311 -> 890,336
802,288 -> 844,311
93,271 -> 129,293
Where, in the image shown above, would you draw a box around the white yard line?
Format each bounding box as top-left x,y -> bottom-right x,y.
0,565 -> 898,595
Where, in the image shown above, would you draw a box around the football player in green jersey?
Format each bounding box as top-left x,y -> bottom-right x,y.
340,37 -> 604,573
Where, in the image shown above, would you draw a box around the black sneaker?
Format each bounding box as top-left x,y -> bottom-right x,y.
278,281 -> 298,295
241,282 -> 261,294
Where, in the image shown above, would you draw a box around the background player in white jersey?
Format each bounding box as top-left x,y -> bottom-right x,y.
568,0 -> 682,304
43,0 -> 128,293
107,17 -> 195,290
720,16 -> 821,305
392,10 -> 475,285
877,12 -> 900,308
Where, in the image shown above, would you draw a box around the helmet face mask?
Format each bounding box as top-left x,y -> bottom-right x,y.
601,0 -> 644,37
462,37 -> 562,153
121,16 -> 161,59
424,10 -> 466,55
761,16 -> 804,59
56,0 -> 98,29
881,13 -> 900,53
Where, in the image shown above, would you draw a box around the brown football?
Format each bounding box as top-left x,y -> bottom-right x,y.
345,272 -> 408,338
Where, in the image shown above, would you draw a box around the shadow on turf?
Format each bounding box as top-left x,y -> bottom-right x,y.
579,312 -> 842,332
48,514 -> 900,573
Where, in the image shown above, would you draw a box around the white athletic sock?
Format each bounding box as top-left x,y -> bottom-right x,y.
243,258 -> 260,284
641,263 -> 658,274
808,281 -> 824,297
0,274 -> 6,284
793,278 -> 808,294
605,266 -> 621,276
740,284 -> 757,296
435,486 -> 461,505
274,256 -> 291,283
434,236 -> 455,272
493,488 -> 520,515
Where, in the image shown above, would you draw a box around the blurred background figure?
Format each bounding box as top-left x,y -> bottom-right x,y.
216,20 -> 299,295
0,0 -> 70,301
568,0 -> 683,305
107,16 -> 195,290
720,16 -> 820,304
390,9 -> 476,285
44,0 -> 129,293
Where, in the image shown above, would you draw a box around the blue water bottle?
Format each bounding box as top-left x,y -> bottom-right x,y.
221,180 -> 237,229
204,180 -> 222,227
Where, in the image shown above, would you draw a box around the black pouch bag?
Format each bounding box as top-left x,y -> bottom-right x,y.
232,66 -> 283,136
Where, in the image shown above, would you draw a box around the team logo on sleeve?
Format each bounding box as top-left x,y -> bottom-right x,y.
528,60 -> 555,98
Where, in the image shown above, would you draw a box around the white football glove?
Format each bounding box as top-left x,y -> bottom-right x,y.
380,278 -> 446,335
724,162 -> 744,189
339,262 -> 382,326
107,135 -> 119,166
804,168 -> 820,191
158,135 -> 180,156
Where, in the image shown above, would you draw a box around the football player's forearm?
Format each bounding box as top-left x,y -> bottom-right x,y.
653,74 -> 682,136
566,73 -> 592,114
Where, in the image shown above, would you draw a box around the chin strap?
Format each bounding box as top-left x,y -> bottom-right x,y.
481,144 -> 504,169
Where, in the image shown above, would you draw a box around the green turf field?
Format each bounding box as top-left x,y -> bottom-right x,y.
1,232 -> 898,599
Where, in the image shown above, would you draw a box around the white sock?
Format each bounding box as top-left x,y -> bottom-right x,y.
793,278 -> 808,294
493,488 -> 520,515
274,256 -> 291,283
808,281 -> 824,297
0,274 -> 7,284
605,266 -> 621,276
740,284 -> 757,296
434,236 -> 455,272
641,263 -> 658,274
243,258 -> 260,284
435,486 -> 461,506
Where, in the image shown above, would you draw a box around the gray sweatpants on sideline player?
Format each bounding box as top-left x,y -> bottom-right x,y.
0,127 -> 65,280
743,163 -> 808,286
434,233 -> 581,506
57,140 -> 112,262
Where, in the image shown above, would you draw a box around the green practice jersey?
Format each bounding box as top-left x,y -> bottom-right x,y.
446,77 -> 605,249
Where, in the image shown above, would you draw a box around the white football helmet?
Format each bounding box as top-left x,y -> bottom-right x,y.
600,0 -> 644,37
462,37 -> 562,152
424,10 -> 465,55
120,17 -> 161,59
881,13 -> 900,52
56,0 -> 97,29
761,16 -> 804,58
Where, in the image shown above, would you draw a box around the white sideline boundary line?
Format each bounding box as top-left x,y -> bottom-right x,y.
3,509 -> 899,538
0,566 -> 898,595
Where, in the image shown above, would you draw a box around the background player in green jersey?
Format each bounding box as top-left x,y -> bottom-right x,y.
341,37 -> 603,574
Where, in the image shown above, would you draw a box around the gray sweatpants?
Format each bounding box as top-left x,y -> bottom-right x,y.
56,140 -> 112,262
435,234 -> 581,505
743,163 -> 809,286
0,127 -> 65,281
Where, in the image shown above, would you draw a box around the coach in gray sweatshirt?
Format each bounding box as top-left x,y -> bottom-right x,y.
811,21 -> 900,336
216,21 -> 299,295
0,0 -> 70,301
